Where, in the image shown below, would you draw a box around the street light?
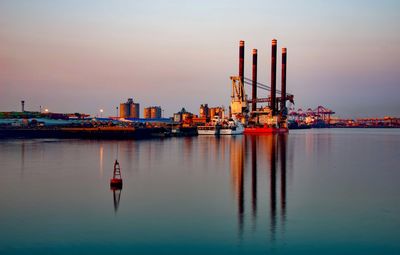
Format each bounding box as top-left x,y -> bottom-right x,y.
100,109 -> 104,118
44,109 -> 49,113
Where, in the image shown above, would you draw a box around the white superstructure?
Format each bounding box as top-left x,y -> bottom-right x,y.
220,119 -> 244,135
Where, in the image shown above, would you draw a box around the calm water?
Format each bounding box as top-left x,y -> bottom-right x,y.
1,129 -> 400,254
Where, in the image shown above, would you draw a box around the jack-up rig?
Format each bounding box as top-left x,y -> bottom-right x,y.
230,39 -> 294,133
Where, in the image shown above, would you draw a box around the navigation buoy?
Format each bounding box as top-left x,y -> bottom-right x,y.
110,159 -> 123,189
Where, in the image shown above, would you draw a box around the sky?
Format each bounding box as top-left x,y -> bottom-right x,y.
1,0 -> 399,118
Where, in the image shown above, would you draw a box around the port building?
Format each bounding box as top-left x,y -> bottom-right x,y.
199,104 -> 225,120
173,108 -> 195,123
144,106 -> 162,119
120,98 -> 140,118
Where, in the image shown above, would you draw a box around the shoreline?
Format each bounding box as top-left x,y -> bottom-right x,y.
0,127 -> 167,140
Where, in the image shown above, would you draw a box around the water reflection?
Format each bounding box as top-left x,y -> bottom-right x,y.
230,134 -> 288,241
111,187 -> 122,213
251,136 -> 257,227
20,141 -> 26,178
229,137 -> 245,237
124,140 -> 140,171
279,134 -> 287,227
270,135 -> 277,240
99,144 -> 104,177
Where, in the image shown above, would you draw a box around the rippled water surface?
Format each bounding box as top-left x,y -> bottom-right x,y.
1,129 -> 400,254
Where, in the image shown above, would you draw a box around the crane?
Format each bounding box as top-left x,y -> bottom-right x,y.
230,76 -> 294,126
242,77 -> 294,106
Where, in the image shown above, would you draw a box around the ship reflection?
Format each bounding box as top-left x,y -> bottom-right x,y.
251,135 -> 257,227
279,134 -> 287,227
111,187 -> 122,213
20,141 -> 26,178
270,135 -> 277,239
230,134 -> 288,240
229,136 -> 245,236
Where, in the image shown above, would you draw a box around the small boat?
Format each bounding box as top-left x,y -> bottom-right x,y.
220,119 -> 244,135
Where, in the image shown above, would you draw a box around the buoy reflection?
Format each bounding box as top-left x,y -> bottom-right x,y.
111,187 -> 122,213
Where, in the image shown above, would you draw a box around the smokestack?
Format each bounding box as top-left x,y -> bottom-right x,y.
270,39 -> 277,116
252,49 -> 258,112
21,100 -> 25,112
239,40 -> 245,86
281,48 -> 287,111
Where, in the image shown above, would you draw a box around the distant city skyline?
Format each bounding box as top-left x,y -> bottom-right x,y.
1,0 -> 399,118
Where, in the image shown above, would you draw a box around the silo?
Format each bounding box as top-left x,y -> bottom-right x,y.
144,107 -> 151,119
119,103 -> 130,118
130,103 -> 140,118
150,107 -> 161,119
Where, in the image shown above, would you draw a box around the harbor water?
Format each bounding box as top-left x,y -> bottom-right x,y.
0,129 -> 400,254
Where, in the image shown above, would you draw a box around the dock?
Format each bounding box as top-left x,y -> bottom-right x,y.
0,126 -> 169,139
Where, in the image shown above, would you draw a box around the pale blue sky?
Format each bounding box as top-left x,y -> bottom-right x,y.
1,0 -> 399,117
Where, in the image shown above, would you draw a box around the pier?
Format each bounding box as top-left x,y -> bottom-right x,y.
0,126 -> 168,139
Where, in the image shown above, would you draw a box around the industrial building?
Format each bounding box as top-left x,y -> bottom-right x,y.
119,98 -> 140,118
199,104 -> 209,118
144,106 -> 162,119
199,104 -> 225,120
173,108 -> 194,123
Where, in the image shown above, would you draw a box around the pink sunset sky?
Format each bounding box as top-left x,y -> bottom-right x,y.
1,0 -> 399,117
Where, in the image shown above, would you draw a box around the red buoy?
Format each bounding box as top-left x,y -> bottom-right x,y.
110,159 -> 123,189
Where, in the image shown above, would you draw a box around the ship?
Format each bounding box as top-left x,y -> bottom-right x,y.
220,119 -> 244,135
197,125 -> 220,135
230,40 -> 293,134
197,116 -> 221,135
